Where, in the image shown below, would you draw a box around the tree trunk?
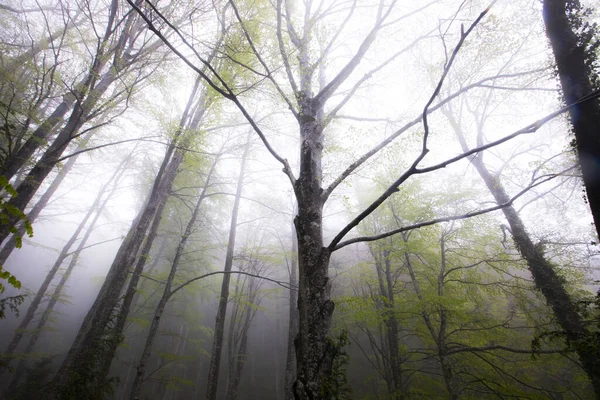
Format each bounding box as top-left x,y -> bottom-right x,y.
291,78 -> 340,397
4,153 -> 129,392
0,131 -> 93,266
543,0 -> 600,240
0,67 -> 119,246
448,112 -> 600,396
2,148 -> 129,362
129,149 -> 220,400
50,78 -> 202,397
284,226 -> 298,400
205,134 -> 251,400
0,91 -> 77,183
368,237 -> 404,400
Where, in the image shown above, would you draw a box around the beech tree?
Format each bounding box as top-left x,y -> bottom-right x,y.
124,1 -> 600,397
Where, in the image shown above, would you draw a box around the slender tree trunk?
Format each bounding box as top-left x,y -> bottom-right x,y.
50,78 -> 202,396
0,131 -> 93,265
2,149 -> 129,360
284,226 -> 298,400
129,150 -> 220,400
448,113 -> 600,396
4,154 -> 130,392
369,242 -> 404,400
205,134 -> 251,400
225,279 -> 255,400
543,0 -> 600,241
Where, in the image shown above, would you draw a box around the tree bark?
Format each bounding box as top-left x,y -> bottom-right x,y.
543,0 -> 600,240
448,111 -> 600,396
50,78 -> 202,397
129,149 -> 219,400
205,134 -> 251,400
284,226 -> 298,400
0,131 -> 93,266
4,153 -> 129,392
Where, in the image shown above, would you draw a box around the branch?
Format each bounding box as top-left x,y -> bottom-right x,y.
314,0 -> 397,104
327,4 -> 495,248
229,0 -> 298,117
127,0 -> 296,186
168,270 -> 295,299
322,67 -> 548,201
331,166 -> 574,251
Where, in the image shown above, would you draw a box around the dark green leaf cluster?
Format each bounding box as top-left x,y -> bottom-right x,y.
565,0 -> 600,89
321,329 -> 353,400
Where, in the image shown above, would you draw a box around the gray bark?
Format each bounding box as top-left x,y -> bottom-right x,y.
4,152 -> 130,392
129,149 -> 220,400
205,134 -> 251,400
448,110 -> 600,396
50,78 -> 202,397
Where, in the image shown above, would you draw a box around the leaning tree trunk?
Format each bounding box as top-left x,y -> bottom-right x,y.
129,150 -> 219,400
0,131 -> 93,266
543,0 -> 600,240
0,64 -> 120,246
448,113 -> 600,396
205,135 -> 251,400
4,154 -> 130,392
50,78 -> 202,397
1,150 -> 130,375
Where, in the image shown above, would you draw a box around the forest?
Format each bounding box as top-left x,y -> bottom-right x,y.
0,0 -> 599,399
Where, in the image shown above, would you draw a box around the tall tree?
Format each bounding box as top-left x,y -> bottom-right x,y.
543,0 -> 600,240
206,132 -> 251,400
127,2 -> 585,397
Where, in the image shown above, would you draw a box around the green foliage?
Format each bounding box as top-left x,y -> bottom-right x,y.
0,176 -> 32,295
0,294 -> 25,319
321,329 -> 353,400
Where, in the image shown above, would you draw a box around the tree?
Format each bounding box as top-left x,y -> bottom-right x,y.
126,1 -> 597,397
542,0 -> 600,240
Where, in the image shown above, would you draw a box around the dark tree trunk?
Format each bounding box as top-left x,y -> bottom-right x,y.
50,79 -> 203,397
284,226 -> 298,400
543,0 -> 600,240
205,134 -> 251,400
0,68 -> 119,246
0,131 -> 93,266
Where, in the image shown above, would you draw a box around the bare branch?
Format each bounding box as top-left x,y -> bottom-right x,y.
331,166 -> 575,251
169,270 -> 295,299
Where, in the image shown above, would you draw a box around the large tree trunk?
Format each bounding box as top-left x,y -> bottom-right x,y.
543,0 -> 600,240
205,135 -> 250,400
292,93 -> 336,400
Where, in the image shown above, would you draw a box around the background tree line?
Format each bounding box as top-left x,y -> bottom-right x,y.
0,0 -> 599,399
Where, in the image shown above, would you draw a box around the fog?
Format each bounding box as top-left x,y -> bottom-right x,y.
1,0 -> 599,399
